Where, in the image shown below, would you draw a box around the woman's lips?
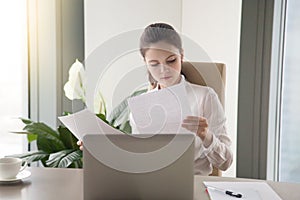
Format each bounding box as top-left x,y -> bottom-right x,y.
161,76 -> 172,80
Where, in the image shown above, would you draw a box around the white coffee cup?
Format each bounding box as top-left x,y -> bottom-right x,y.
0,157 -> 27,179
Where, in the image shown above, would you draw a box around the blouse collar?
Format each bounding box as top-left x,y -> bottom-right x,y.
154,75 -> 186,91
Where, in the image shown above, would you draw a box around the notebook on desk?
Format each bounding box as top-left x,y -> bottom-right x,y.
83,133 -> 195,200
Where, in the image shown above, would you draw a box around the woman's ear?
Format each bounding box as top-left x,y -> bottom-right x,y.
180,49 -> 184,62
144,58 -> 148,67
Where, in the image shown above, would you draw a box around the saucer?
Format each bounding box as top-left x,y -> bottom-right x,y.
0,170 -> 31,184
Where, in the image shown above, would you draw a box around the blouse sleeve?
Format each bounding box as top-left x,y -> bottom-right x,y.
200,88 -> 233,171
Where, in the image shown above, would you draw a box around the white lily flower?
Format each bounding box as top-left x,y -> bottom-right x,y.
94,89 -> 106,115
64,59 -> 86,103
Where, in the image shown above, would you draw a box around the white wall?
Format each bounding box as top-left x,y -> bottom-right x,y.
84,0 -> 241,177
85,0 -> 182,57
84,0 -> 182,112
181,0 -> 242,177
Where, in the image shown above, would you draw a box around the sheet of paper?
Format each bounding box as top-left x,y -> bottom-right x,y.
127,82 -> 192,134
58,108 -> 120,140
203,181 -> 282,200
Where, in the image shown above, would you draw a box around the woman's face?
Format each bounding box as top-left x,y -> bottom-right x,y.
144,41 -> 183,88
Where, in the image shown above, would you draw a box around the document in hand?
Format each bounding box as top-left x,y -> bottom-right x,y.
203,181 -> 282,200
127,81 -> 192,134
58,109 -> 120,140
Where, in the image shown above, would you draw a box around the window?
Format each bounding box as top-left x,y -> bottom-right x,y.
278,0 -> 300,183
0,0 -> 28,158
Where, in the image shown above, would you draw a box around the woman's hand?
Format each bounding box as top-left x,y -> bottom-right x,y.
181,116 -> 208,141
77,140 -> 83,151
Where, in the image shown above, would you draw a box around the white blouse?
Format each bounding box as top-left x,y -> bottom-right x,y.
129,76 -> 233,175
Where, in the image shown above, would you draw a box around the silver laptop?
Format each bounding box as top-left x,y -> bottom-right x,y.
83,133 -> 195,200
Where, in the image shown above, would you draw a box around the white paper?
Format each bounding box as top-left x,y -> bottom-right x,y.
203,181 -> 282,200
58,109 -> 120,140
127,82 -> 192,134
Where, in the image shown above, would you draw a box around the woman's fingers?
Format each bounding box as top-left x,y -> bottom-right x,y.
183,116 -> 207,124
184,116 -> 206,121
181,116 -> 208,141
182,116 -> 208,127
181,125 -> 207,134
181,121 -> 208,127
77,140 -> 83,151
181,124 -> 206,131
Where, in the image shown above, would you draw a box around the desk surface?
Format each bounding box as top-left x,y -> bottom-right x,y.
0,167 -> 300,200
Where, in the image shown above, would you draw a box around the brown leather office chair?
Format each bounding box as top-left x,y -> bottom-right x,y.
181,61 -> 226,176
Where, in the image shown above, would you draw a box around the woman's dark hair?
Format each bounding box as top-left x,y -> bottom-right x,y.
140,23 -> 183,88
140,23 -> 182,58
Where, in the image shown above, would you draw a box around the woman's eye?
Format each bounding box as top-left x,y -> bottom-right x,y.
149,63 -> 159,67
167,58 -> 176,63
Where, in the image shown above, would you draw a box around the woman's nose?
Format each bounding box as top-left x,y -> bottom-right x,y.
159,64 -> 169,73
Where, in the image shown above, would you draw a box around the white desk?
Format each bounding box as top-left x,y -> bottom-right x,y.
0,167 -> 300,199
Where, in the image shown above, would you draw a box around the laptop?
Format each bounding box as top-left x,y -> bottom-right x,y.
83,133 -> 195,200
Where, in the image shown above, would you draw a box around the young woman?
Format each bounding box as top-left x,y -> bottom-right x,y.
130,23 -> 233,175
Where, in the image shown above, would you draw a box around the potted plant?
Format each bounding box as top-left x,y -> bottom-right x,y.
9,60 -> 146,168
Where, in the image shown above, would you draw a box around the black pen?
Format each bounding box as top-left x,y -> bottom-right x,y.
206,185 -> 243,198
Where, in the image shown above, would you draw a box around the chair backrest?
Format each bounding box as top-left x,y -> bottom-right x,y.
181,61 -> 226,176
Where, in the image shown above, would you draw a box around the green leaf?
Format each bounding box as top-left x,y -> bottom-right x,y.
37,134 -> 65,154
130,88 -> 148,97
107,98 -> 128,125
23,122 -> 66,153
107,88 -> 147,129
27,133 -> 38,143
46,149 -> 81,168
96,113 -> 109,124
7,151 -> 49,163
11,118 -> 83,168
10,127 -> 37,143
58,150 -> 82,168
119,120 -> 132,134
20,118 -> 33,125
111,104 -> 130,127
72,159 -> 83,168
40,157 -> 47,167
23,122 -> 60,139
58,126 -> 78,149
46,149 -> 73,167
62,111 -> 72,116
